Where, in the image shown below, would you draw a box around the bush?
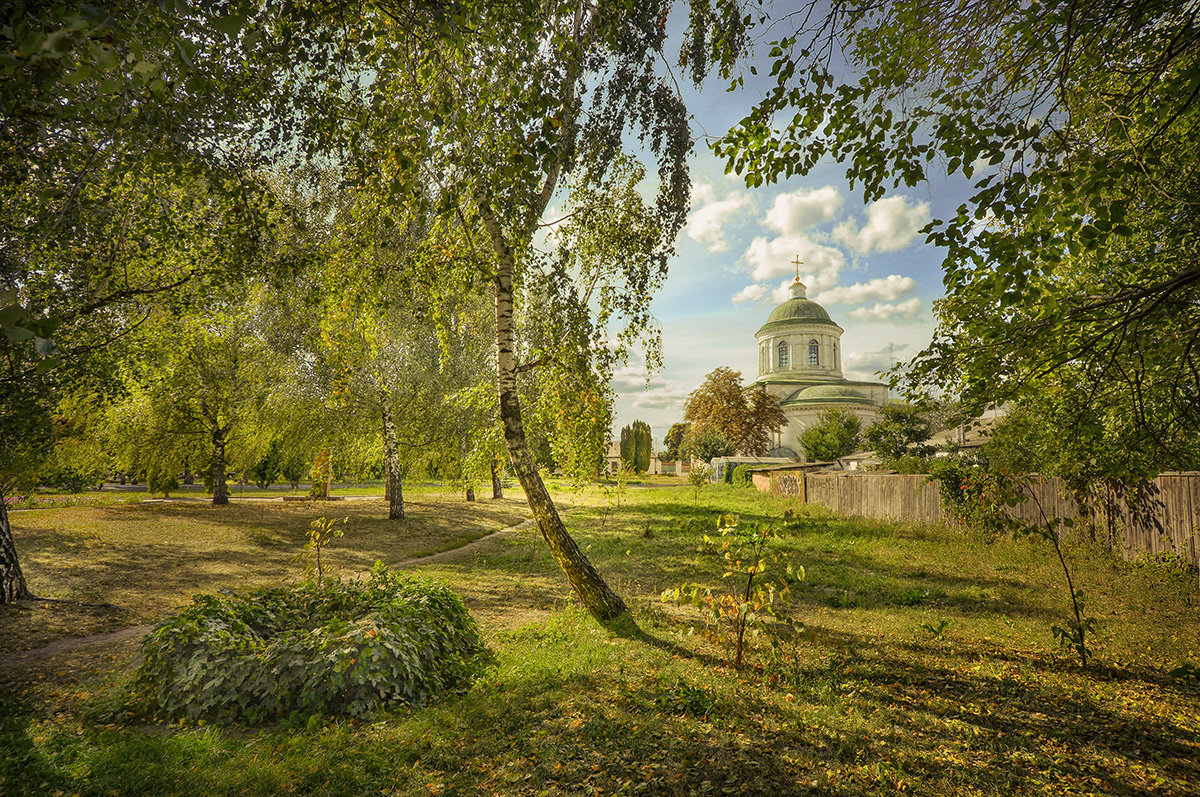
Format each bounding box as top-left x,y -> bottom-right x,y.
127,564 -> 487,724
730,464 -> 754,487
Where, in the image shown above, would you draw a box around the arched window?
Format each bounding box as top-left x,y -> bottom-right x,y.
809,339 -> 820,366
777,340 -> 789,369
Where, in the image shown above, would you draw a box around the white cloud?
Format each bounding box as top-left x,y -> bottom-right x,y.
732,284 -> 767,304
813,275 -> 917,306
842,344 -> 912,381
629,383 -> 694,412
770,279 -> 795,303
744,234 -> 845,287
847,298 -> 923,322
764,186 -> 844,234
833,195 -> 930,254
686,183 -> 752,253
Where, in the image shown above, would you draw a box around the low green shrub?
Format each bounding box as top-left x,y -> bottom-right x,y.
127,563 -> 487,724
730,464 -> 753,487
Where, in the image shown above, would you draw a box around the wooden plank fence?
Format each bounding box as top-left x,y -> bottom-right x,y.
770,471 -> 1200,566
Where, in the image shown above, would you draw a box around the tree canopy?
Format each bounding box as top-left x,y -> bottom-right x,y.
696,0 -> 1200,477
800,409 -> 861,467
683,367 -> 786,456
864,404 -> 934,462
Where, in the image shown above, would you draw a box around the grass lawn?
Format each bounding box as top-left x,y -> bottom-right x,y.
2,481 -> 1198,795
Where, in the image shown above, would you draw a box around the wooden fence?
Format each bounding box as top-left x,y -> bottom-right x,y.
769,470 -> 1200,566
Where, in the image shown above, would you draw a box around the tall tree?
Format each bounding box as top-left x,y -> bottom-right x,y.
0,3 -> 280,601
619,420 -> 652,473
662,421 -> 690,463
106,292 -> 285,505
280,2 -> 693,625
684,367 -> 786,456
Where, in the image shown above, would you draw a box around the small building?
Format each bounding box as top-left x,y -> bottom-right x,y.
602,440 -> 688,476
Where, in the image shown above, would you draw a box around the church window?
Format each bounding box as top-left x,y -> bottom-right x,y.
809,339 -> 819,366
778,340 -> 789,369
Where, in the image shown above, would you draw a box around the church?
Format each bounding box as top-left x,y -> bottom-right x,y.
750,272 -> 889,460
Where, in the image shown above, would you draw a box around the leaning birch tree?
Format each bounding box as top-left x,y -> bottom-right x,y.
272,1 -> 692,625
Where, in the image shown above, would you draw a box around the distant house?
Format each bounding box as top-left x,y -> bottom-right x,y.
603,440 -> 689,476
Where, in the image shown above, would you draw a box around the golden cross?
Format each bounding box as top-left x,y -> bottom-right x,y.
791,255 -> 804,282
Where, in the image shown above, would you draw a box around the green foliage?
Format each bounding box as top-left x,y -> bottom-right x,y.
663,514 -> 804,668
247,440 -> 284,489
650,677 -> 716,719
885,454 -> 934,474
864,404 -> 934,460
147,466 -> 179,499
299,516 -> 347,587
661,422 -> 689,463
927,455 -> 1014,535
279,449 -> 308,490
800,409 -> 861,465
618,420 -> 652,473
126,564 -> 486,724
681,428 -> 734,463
730,464 -> 754,488
686,463 -> 711,505
918,619 -> 951,640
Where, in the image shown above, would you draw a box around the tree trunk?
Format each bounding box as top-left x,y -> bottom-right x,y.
492,241 -> 629,625
183,458 -> 194,485
0,487 -> 33,603
381,398 -> 405,520
211,424 -> 230,505
491,460 -> 503,499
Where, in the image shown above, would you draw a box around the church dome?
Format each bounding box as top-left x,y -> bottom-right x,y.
786,384 -> 875,406
756,279 -> 842,336
763,298 -> 838,326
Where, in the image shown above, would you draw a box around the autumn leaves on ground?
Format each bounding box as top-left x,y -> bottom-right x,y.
2,482 -> 1198,796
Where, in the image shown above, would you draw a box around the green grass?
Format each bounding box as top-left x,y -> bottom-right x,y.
2,482 -> 1198,795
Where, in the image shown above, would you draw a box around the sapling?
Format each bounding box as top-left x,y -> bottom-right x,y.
1021,488 -> 1097,667
663,514 -> 804,668
300,516 -> 348,586
687,463 -> 711,506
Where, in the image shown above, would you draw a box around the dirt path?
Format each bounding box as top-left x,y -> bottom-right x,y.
0,517 -> 541,668
394,517 -> 537,567
0,623 -> 155,669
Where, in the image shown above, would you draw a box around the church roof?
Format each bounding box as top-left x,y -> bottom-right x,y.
783,384 -> 876,407
756,280 -> 842,335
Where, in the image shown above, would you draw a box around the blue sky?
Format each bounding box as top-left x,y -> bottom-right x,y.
605,34 -> 972,446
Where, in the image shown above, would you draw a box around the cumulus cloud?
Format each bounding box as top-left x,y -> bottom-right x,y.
744,234 -> 845,287
764,186 -> 844,234
833,195 -> 930,254
770,279 -> 796,303
843,345 -> 911,380
686,183 -> 752,253
812,275 -> 917,306
609,362 -> 652,391
847,298 -> 923,322
732,284 -> 767,304
629,383 -> 694,412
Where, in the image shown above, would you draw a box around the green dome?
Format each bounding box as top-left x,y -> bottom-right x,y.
785,384 -> 875,407
758,298 -> 841,334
